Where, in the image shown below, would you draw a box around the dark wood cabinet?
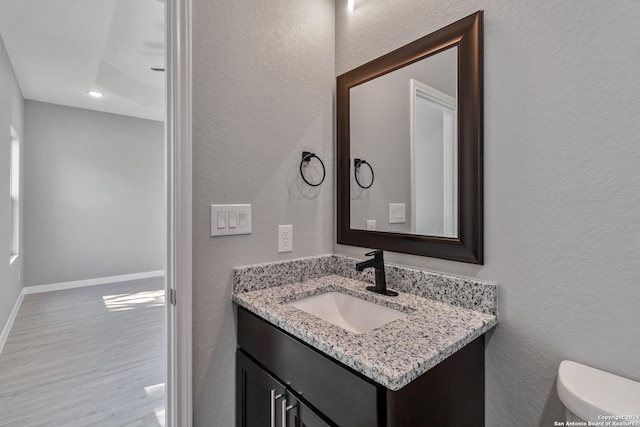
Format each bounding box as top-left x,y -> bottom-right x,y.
237,350 -> 285,427
237,307 -> 485,427
237,350 -> 332,427
283,392 -> 332,427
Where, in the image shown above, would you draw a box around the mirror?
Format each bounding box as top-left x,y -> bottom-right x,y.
337,11 -> 483,264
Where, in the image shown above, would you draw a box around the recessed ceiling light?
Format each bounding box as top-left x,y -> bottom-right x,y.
87,90 -> 104,98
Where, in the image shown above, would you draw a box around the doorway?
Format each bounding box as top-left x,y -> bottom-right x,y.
0,0 -> 192,425
410,78 -> 458,237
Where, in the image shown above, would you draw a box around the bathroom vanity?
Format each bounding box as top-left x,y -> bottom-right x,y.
233,11 -> 490,426
233,255 -> 497,427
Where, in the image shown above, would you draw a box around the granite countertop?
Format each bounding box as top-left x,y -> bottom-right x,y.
232,270 -> 497,391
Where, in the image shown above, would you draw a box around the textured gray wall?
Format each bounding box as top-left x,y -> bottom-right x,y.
0,34 -> 24,332
192,0 -> 334,424
336,1 -> 640,425
24,101 -> 165,286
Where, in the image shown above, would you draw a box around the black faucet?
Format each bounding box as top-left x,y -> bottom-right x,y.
355,250 -> 398,296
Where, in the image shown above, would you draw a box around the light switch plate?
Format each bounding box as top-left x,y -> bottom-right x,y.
389,203 -> 406,224
278,225 -> 293,253
210,204 -> 252,236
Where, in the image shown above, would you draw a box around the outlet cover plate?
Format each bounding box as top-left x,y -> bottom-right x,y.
278,225 -> 293,253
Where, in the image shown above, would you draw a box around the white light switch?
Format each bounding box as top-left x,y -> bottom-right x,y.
217,211 -> 226,229
228,211 -> 238,228
366,220 -> 376,230
278,225 -> 293,253
389,203 -> 406,224
211,204 -> 252,236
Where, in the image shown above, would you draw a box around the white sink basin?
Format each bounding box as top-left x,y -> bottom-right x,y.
288,291 -> 408,334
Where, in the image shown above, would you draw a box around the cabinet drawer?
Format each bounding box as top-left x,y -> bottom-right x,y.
238,307 -> 380,427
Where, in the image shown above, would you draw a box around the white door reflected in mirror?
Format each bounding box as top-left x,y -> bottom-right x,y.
410,79 -> 457,237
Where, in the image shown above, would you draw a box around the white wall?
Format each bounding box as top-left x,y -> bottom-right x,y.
192,0 -> 334,424
336,1 -> 640,425
0,34 -> 24,333
24,100 -> 165,286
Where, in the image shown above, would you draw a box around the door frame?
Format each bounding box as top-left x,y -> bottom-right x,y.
409,78 -> 458,236
165,0 -> 192,425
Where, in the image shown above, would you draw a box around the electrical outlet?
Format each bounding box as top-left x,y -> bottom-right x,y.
366,220 -> 376,230
278,225 -> 293,253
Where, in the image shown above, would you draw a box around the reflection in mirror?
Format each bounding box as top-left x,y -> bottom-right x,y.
349,47 -> 458,237
412,77 -> 458,237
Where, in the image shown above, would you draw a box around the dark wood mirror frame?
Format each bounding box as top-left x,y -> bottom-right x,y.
337,11 -> 483,264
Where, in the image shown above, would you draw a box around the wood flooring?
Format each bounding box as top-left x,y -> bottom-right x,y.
0,277 -> 166,427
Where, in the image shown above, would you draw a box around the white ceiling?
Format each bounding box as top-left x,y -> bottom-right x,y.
0,0 -> 165,122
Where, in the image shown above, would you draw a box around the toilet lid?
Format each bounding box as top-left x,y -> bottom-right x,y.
557,360 -> 640,422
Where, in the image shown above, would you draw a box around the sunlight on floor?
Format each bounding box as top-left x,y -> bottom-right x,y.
102,290 -> 165,312
145,382 -> 166,427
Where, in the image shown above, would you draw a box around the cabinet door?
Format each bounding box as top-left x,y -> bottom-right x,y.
237,350 -> 287,427
282,393 -> 333,427
238,307 -> 379,426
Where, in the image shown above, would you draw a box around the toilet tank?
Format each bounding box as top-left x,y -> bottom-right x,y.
557,360 -> 640,425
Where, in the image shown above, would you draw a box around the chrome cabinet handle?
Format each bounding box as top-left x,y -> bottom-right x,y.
270,389 -> 283,427
281,399 -> 296,427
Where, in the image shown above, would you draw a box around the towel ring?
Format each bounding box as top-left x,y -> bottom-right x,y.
300,151 -> 325,187
354,158 -> 374,189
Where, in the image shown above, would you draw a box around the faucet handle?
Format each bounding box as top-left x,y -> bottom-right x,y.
365,250 -> 383,258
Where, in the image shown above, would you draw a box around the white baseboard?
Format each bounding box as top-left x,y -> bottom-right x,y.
22,270 -> 166,295
0,291 -> 24,354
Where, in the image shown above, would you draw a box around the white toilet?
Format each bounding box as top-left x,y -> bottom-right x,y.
557,360 -> 640,425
